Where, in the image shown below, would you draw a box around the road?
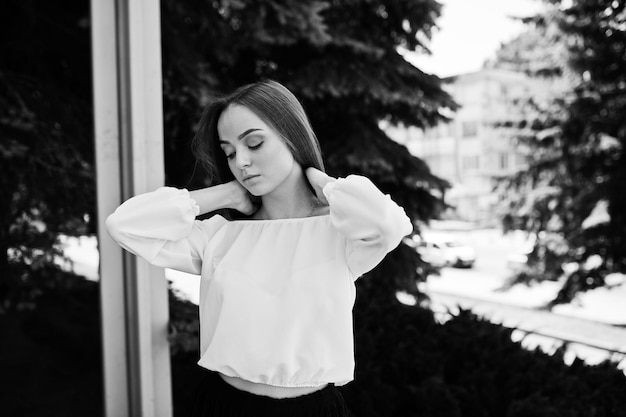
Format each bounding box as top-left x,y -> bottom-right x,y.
418,227 -> 626,370
427,290 -> 626,369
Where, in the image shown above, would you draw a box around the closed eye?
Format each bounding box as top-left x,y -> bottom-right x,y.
248,142 -> 263,150
221,146 -> 235,159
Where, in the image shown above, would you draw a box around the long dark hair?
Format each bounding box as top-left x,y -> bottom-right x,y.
192,80 -> 325,185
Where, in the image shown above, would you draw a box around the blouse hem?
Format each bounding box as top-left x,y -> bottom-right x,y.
199,366 -> 347,388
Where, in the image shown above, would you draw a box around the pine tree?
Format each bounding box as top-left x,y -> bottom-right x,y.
0,0 -> 455,304
161,0 -> 457,297
493,0 -> 626,305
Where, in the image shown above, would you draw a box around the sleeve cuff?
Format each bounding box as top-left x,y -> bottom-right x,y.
182,189 -> 201,216
321,178 -> 339,203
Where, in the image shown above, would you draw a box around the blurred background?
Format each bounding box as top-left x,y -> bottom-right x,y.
1,0 -> 625,416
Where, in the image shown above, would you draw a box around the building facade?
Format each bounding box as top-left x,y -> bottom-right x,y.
387,68 -> 553,225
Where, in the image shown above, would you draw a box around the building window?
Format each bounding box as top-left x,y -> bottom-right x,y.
500,84 -> 509,98
515,153 -> 527,168
498,153 -> 509,170
461,121 -> 478,138
462,155 -> 480,170
438,123 -> 451,137
424,127 -> 437,139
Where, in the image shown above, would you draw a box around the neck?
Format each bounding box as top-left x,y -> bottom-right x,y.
258,168 -> 318,220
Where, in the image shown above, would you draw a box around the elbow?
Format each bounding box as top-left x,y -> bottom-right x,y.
400,214 -> 413,238
382,211 -> 413,252
105,212 -> 124,242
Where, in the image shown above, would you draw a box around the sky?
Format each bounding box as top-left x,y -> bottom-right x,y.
404,0 -> 547,78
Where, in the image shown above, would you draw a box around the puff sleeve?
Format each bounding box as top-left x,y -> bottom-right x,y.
105,187 -> 227,275
322,175 -> 413,279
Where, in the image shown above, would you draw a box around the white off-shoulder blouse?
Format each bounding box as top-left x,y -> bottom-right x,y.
106,175 -> 412,387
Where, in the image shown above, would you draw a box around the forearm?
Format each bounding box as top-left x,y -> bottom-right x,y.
105,186 -> 227,275
324,175 -> 412,244
189,182 -> 240,215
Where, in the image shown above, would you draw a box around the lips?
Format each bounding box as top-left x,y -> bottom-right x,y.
242,174 -> 260,182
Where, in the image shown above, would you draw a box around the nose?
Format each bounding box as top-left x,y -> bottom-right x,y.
234,147 -> 251,170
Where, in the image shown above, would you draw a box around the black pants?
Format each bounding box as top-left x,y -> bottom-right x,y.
191,371 -> 351,417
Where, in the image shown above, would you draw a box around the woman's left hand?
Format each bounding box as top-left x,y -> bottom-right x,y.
305,167 -> 335,206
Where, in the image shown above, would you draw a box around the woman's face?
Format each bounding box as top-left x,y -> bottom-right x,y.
217,104 -> 299,196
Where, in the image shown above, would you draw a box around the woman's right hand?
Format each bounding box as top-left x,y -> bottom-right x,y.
226,181 -> 258,215
190,181 -> 258,216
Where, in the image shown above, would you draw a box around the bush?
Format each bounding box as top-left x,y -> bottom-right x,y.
0,267 -> 103,417
341,272 -> 626,417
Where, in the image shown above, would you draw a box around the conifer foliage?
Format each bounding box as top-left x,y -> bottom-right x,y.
160,0 -> 456,223
160,0 -> 457,299
0,0 -> 94,308
495,0 -> 626,305
0,0 -> 453,304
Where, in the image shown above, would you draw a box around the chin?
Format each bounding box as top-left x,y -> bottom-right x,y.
248,189 -> 265,197
242,183 -> 269,197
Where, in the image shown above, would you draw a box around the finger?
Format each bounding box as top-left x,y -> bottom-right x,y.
306,167 -> 334,188
305,168 -> 334,205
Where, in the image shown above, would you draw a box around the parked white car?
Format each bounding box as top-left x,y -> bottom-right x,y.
413,234 -> 476,268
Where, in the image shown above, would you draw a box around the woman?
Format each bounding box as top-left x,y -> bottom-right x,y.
106,80 -> 412,416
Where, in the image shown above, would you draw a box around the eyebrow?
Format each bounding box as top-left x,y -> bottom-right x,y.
238,128 -> 262,140
219,128 -> 262,145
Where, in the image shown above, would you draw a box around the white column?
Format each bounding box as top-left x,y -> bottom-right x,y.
91,0 -> 172,416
